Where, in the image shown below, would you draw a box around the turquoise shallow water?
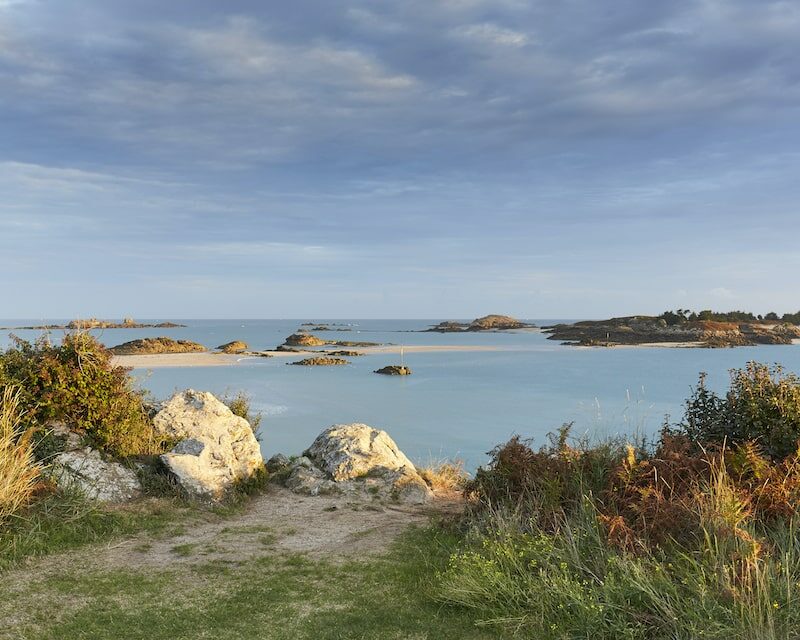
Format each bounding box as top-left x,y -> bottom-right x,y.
3,319 -> 800,470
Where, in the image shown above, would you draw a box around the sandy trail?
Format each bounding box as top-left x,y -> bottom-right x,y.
2,488 -> 462,584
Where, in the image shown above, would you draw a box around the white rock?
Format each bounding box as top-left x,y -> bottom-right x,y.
52,448 -> 141,502
153,389 -> 263,497
303,424 -> 432,502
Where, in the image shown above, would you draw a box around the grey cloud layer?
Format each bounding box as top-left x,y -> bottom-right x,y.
1,0 -> 798,316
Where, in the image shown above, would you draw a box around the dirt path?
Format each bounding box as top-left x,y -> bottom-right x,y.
0,488 -> 486,640
4,487 -> 462,581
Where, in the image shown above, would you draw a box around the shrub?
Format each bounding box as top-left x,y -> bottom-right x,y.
441,364 -> 800,637
0,386 -> 42,523
0,332 -> 163,458
464,426 -> 628,530
680,363 -> 800,460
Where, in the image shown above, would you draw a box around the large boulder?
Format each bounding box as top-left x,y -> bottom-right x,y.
52,448 -> 141,502
295,424 -> 432,503
153,390 -> 263,497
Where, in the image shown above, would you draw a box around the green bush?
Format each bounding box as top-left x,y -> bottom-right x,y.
0,332 -> 163,458
680,363 -> 800,459
441,363 -> 800,638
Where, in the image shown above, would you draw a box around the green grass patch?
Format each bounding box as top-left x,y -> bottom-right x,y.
0,526 -> 497,640
0,490 -> 191,571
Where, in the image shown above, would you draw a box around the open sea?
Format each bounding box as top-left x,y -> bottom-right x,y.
3,319 -> 800,470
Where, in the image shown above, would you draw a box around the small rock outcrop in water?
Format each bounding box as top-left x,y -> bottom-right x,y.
467,315 -> 533,331
374,365 -> 412,376
217,340 -> 248,354
284,333 -> 328,347
289,357 -> 350,366
281,424 -> 432,503
109,337 -> 206,355
51,448 -> 141,502
426,315 -> 535,332
153,390 -> 263,497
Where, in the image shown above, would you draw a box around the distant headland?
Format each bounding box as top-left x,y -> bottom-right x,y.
0,318 -> 186,330
544,309 -> 800,348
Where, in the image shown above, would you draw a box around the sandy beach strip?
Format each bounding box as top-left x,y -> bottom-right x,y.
113,353 -> 242,368
113,344 -> 516,368
614,341 -> 706,349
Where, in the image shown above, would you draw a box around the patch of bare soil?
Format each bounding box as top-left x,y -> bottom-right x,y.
4,487 -> 463,581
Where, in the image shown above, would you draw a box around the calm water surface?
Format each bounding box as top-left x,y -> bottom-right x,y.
3,319 -> 800,469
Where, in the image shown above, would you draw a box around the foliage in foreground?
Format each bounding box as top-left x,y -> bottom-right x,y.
0,332 -> 163,458
681,363 -> 800,460
439,362 -> 800,639
0,386 -> 42,524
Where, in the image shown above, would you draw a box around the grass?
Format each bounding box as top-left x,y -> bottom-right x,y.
0,490 -> 194,571
435,421 -> 800,639
417,459 -> 468,492
0,526 -> 498,640
0,386 -> 41,523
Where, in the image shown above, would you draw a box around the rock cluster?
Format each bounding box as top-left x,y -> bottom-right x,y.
153,390 -> 263,497
289,357 -> 350,366
109,337 -> 207,355
273,424 -> 432,504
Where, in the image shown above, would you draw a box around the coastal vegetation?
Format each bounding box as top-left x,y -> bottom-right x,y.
436,362 -> 800,638
0,333 -> 161,457
660,309 -> 800,325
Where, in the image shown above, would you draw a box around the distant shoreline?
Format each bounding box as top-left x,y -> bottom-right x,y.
109,338 -> 800,369
113,344 -> 518,368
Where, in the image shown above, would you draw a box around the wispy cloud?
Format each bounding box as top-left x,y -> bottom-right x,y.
1,0 -> 798,316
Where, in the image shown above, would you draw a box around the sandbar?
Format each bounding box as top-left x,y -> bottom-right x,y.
113,344 -> 516,368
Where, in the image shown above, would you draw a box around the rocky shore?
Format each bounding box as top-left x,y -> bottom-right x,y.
544,316 -> 800,348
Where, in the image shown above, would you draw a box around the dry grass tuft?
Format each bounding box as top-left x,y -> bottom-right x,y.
418,460 -> 469,492
0,386 -> 42,523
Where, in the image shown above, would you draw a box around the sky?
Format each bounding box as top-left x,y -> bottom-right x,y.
1,0 -> 799,319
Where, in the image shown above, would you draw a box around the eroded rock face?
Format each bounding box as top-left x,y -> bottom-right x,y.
153,390 -> 263,497
290,424 -> 432,503
52,448 -> 141,502
284,333 -> 328,347
217,340 -> 248,353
